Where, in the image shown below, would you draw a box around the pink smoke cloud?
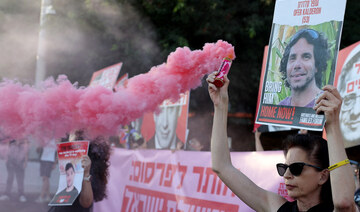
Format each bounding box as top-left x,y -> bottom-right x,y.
0,40 -> 235,144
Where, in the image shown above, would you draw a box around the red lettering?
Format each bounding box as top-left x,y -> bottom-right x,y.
298,0 -> 310,8
347,81 -> 355,93
356,63 -> 360,74
292,107 -> 295,120
131,161 -> 141,182
193,166 -> 204,192
260,106 -> 277,118
302,16 -> 310,23
277,107 -> 294,120
144,162 -> 155,183
202,168 -> 218,193
122,185 -> 239,212
156,163 -> 166,185
155,162 -> 188,188
278,183 -> 291,201
163,164 -> 176,187
311,0 -> 319,7
302,7 -> 321,15
193,166 -> 235,197
176,162 -> 187,189
293,9 -> 302,16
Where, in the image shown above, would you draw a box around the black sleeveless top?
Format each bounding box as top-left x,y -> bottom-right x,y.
277,201 -> 333,212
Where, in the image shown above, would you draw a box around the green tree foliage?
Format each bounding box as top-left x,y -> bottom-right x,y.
2,0 -> 359,118
341,0 -> 360,48
124,0 -> 360,114
46,0 -> 162,85
124,0 -> 276,113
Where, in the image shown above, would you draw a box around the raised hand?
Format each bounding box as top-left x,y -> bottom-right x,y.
313,85 -> 342,126
206,72 -> 230,107
81,155 -> 92,177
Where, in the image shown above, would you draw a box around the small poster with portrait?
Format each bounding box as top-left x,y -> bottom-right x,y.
48,141 -> 89,206
333,41 -> 360,148
256,0 -> 347,130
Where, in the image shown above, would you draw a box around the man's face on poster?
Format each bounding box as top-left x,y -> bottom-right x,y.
339,63 -> 360,143
154,105 -> 181,148
66,167 -> 75,189
286,38 -> 317,91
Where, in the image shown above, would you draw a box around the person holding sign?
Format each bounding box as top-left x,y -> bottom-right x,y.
49,136 -> 110,212
207,72 -> 356,211
278,28 -> 329,107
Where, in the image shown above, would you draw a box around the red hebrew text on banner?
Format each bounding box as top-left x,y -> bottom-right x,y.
94,149 -> 286,212
121,185 -> 239,212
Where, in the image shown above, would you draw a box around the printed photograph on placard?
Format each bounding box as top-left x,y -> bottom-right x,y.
334,41 -> 360,148
141,91 -> 190,150
48,141 -> 89,206
256,0 -> 347,130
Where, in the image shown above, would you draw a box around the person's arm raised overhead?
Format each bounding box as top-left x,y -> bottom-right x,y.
314,85 -> 357,212
79,155 -> 94,208
255,129 -> 264,151
207,72 -> 286,212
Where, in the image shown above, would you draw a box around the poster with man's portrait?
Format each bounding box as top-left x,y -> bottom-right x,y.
141,91 -> 190,150
334,41 -> 360,148
256,0 -> 347,131
254,46 -> 292,133
49,141 -> 89,206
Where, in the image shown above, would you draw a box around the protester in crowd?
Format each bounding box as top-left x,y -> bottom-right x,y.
207,73 -> 356,211
0,139 -> 29,202
35,139 -> 57,203
48,135 -> 111,212
254,129 -> 264,151
278,28 -> 330,107
185,127 -> 210,151
127,124 -> 146,149
187,137 -> 204,151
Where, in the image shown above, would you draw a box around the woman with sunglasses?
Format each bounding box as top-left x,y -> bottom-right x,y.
207,73 -> 356,211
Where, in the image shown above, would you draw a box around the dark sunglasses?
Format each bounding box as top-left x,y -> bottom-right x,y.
276,162 -> 323,176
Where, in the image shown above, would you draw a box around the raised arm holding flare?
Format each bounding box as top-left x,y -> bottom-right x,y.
207,72 -> 356,211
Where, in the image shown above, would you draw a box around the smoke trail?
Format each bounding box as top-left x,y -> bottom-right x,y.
46,0 -> 162,86
0,40 -> 235,144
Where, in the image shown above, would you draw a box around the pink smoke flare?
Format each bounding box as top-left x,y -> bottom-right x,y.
0,40 -> 235,144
